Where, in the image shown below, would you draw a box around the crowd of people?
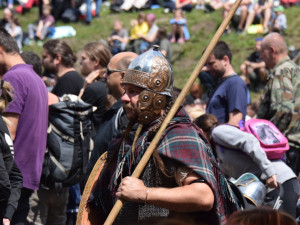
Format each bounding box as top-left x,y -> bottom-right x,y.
0,0 -> 299,225
0,0 -> 297,53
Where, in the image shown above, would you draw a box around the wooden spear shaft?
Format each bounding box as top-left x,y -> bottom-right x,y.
104,0 -> 242,223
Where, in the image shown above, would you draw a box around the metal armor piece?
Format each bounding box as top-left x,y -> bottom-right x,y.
123,46 -> 174,124
233,173 -> 267,207
114,157 -> 177,224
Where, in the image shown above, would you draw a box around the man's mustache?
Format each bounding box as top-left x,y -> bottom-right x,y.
123,102 -> 135,113
123,102 -> 138,121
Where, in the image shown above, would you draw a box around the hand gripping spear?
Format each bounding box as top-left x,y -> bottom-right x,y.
104,1 -> 243,224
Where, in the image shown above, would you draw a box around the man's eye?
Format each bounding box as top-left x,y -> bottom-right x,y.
128,90 -> 139,95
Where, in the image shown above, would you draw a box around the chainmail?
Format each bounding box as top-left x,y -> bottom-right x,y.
114,157 -> 178,225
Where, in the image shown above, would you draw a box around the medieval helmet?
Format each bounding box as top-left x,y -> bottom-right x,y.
233,173 -> 267,207
122,46 -> 174,125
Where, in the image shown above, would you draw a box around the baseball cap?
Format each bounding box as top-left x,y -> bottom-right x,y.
274,5 -> 284,12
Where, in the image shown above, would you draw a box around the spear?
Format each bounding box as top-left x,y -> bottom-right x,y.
104,1 -> 243,224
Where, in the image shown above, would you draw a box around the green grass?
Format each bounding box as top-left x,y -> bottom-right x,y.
1,4 -> 300,99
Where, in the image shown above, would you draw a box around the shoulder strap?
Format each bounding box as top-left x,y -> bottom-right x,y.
48,123 -> 75,143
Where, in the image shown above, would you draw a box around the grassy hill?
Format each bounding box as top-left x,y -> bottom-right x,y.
1,4 -> 300,95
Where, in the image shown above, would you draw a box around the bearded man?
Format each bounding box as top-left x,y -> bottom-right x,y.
205,41 -> 248,126
87,46 -> 238,225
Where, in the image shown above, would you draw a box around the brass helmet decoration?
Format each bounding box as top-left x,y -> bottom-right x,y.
122,46 -> 174,124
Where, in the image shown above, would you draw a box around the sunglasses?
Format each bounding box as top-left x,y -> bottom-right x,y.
106,68 -> 123,76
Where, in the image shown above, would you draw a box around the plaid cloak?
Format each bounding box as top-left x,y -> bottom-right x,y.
108,107 -> 238,225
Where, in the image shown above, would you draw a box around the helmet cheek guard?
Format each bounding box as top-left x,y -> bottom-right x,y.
122,46 -> 174,125
137,90 -> 167,125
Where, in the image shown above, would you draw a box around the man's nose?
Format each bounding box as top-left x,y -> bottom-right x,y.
121,91 -> 130,102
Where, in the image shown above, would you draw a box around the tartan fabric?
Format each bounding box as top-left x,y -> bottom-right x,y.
108,107 -> 238,225
156,109 -> 238,225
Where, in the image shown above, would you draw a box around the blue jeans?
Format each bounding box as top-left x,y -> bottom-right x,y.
0,0 -> 13,7
139,41 -> 151,54
86,0 -> 102,22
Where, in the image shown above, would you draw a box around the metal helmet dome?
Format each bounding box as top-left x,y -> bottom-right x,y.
233,173 -> 267,207
122,46 -> 174,125
122,45 -> 173,97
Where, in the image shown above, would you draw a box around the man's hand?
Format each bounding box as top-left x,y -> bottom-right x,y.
111,35 -> 119,41
266,174 -> 278,188
116,177 -> 148,202
3,218 -> 10,225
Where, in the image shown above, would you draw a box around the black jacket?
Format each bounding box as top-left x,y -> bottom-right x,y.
0,116 -> 23,220
86,100 -> 129,178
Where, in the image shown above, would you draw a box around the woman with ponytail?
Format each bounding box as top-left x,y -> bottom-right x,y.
0,80 -> 23,225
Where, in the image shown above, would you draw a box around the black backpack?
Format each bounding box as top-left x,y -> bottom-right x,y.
41,94 -> 94,188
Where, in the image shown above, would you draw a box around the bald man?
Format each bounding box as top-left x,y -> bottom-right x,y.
257,33 -> 300,209
105,51 -> 138,100
85,52 -> 137,178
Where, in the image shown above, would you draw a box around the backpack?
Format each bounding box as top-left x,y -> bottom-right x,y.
41,94 -> 94,188
239,119 -> 289,159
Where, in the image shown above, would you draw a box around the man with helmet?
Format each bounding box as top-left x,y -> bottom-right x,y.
87,46 -> 238,225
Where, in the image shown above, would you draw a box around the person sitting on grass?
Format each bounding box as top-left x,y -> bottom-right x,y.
169,9 -> 190,44
107,20 -> 129,55
2,8 -> 23,52
128,12 -> 149,54
27,4 -> 55,45
268,5 -> 287,34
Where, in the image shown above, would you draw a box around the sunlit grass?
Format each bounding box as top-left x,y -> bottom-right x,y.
1,3 -> 299,102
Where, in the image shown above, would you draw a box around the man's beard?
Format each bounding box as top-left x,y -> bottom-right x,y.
0,63 -> 7,76
211,70 -> 224,80
43,65 -> 58,76
123,102 -> 138,122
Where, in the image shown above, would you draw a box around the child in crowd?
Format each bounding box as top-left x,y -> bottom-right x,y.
27,4 -> 55,44
195,0 -> 205,10
2,8 -> 23,52
169,9 -> 190,44
156,27 -> 172,64
107,20 -> 129,55
269,5 -> 287,33
130,12 -> 148,40
128,12 -> 148,53
184,83 -> 206,121
246,102 -> 258,120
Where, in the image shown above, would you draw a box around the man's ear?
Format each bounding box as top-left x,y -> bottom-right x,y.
54,54 -> 61,65
223,55 -> 230,67
223,55 -> 229,63
94,59 -> 100,68
0,46 -> 6,64
270,46 -> 276,54
120,71 -> 126,79
0,46 -> 5,55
